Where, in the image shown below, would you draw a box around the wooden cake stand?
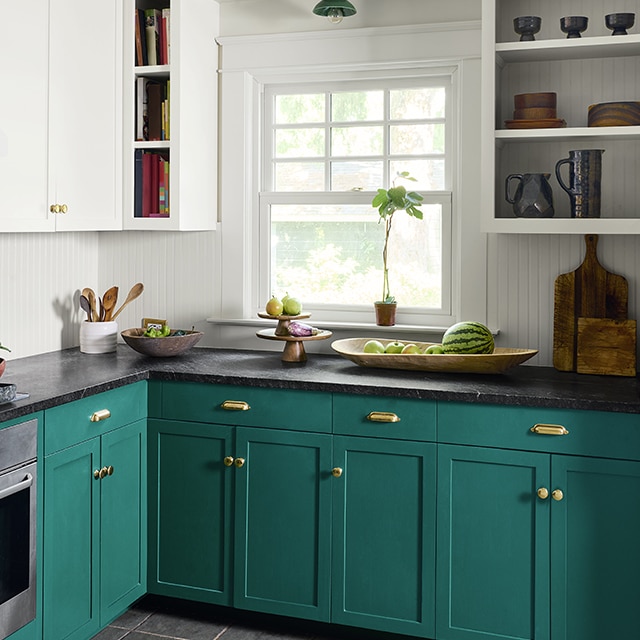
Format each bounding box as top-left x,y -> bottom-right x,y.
256,313 -> 332,362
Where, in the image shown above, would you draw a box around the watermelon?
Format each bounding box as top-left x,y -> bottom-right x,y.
442,321 -> 494,354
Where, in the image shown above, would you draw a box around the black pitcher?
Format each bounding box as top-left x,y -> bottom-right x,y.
505,173 -> 554,218
555,149 -> 604,218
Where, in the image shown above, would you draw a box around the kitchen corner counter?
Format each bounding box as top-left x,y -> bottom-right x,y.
1,345 -> 640,423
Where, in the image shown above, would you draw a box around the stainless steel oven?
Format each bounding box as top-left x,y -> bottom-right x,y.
0,419 -> 37,639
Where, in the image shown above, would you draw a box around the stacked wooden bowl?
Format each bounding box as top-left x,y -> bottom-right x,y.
588,101 -> 640,127
505,92 -> 566,129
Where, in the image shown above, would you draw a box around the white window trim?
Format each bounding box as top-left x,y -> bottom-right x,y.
213,23 -> 486,334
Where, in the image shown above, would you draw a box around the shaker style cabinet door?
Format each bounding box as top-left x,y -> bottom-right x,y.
147,419 -> 233,605
233,427 -> 332,621
551,456 -> 640,640
331,436 -> 437,638
436,444 -> 551,640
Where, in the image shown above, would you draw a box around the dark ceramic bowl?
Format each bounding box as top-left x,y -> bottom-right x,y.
121,328 -> 203,357
513,16 -> 541,41
605,13 -> 635,35
560,16 -> 589,38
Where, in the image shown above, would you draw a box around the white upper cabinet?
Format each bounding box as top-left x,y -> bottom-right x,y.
482,0 -> 640,234
123,0 -> 219,231
0,0 -> 50,232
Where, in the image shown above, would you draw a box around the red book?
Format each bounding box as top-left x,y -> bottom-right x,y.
150,153 -> 160,215
141,152 -> 153,217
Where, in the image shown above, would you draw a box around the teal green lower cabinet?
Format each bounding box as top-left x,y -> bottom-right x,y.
233,427 -> 332,621
332,436 -> 436,638
551,456 -> 640,640
147,419 -> 233,604
43,420 -> 146,640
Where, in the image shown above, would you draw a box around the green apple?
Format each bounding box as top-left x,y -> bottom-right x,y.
265,296 -> 283,316
384,341 -> 405,354
283,296 -> 302,316
425,344 -> 445,354
363,340 -> 385,354
401,343 -> 422,354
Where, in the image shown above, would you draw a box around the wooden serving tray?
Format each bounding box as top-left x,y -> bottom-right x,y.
331,339 -> 537,374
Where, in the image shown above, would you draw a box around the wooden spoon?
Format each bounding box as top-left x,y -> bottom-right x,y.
79,295 -> 92,322
111,283 -> 144,321
102,286 -> 119,322
82,288 -> 99,322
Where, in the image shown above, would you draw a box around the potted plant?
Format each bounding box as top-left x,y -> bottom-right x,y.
371,171 -> 424,326
0,342 -> 10,379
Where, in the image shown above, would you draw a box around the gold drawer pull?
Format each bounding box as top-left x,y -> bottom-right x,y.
552,489 -> 564,501
234,457 -> 246,468
366,411 -> 400,423
221,400 -> 251,411
332,467 -> 343,478
530,424 -> 569,436
90,409 -> 111,422
537,487 -> 549,500
223,456 -> 235,467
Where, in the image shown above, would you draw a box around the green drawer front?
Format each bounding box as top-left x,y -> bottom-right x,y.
333,394 -> 436,441
438,401 -> 640,461
161,382 -> 331,433
44,381 -> 147,455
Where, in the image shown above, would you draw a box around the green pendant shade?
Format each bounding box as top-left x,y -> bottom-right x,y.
312,0 -> 357,19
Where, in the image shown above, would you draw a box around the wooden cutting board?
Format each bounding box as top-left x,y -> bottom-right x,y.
553,234 -> 633,373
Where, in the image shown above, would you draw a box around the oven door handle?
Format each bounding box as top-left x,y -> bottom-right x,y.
0,473 -> 33,501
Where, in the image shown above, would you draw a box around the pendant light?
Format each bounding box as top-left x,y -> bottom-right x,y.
312,0 -> 357,24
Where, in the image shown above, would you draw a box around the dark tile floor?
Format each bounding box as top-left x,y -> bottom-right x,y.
92,595 -> 404,640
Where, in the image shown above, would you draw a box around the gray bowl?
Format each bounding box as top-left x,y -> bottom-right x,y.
605,13 -> 635,35
513,16 -> 541,41
560,16 -> 588,38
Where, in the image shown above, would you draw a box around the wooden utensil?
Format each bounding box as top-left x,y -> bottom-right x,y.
553,234 -> 631,373
79,295 -> 92,322
111,283 -> 144,321
102,286 -> 119,322
82,288 -> 99,322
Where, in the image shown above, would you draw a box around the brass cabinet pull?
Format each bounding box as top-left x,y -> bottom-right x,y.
223,456 -> 235,467
537,487 -> 549,500
50,204 -> 68,214
530,424 -> 569,436
332,467 -> 343,478
221,400 -> 251,411
90,409 -> 111,422
366,411 -> 400,423
234,457 -> 246,468
99,467 -> 108,479
552,489 -> 564,502
106,465 -> 114,476
94,469 -> 101,480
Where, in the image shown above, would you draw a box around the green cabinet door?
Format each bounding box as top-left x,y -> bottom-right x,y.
551,455 -> 640,640
100,420 -> 147,624
331,436 -> 436,638
437,444 -> 551,640
147,419 -> 233,605
43,438 -> 101,640
233,427 -> 332,621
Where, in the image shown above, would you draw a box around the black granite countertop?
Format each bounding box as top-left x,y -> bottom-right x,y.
1,345 -> 639,423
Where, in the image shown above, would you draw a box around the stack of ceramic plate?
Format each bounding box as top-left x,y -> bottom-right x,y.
505,92 -> 566,129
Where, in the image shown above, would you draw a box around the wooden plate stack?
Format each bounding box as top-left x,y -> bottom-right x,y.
505,92 -> 567,129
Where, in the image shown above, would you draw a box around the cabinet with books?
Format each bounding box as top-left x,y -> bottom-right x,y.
124,0 -> 219,231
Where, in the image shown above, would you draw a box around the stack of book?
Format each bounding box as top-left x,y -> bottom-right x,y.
136,78 -> 169,141
134,151 -> 170,218
135,7 -> 170,66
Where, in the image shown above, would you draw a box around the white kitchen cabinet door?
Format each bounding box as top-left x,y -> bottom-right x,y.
48,0 -> 123,231
0,0 -> 52,232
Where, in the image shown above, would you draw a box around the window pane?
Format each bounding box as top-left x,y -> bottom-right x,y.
391,124 -> 445,155
275,128 -> 325,158
275,94 -> 325,124
390,159 -> 445,191
271,204 -> 442,307
275,163 -> 325,191
331,161 -> 383,191
390,87 -> 446,119
331,91 -> 384,122
331,126 -> 383,156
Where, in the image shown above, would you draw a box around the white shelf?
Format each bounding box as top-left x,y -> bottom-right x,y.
496,126 -> 640,143
484,218 -> 640,235
496,34 -> 640,63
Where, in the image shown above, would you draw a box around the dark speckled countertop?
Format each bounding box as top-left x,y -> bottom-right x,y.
1,345 -> 639,423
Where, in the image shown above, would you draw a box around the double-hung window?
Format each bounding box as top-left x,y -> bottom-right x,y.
259,73 -> 453,325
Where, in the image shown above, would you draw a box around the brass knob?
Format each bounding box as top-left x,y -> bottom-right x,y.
94,469 -> 101,480
223,456 -> 235,467
552,489 -> 564,501
332,467 -> 343,478
106,465 -> 114,476
221,400 -> 251,411
49,204 -> 68,214
234,457 -> 245,468
537,487 -> 549,500
90,409 -> 111,422
366,411 -> 400,423
99,467 -> 108,479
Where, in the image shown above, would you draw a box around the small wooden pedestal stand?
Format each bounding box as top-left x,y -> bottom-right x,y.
256,313 -> 332,362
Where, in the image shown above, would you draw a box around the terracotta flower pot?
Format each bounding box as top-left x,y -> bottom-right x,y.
374,302 -> 397,327
0,359 -> 5,378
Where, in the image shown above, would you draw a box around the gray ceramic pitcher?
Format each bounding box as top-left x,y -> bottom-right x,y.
555,149 -> 605,218
505,173 -> 555,218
